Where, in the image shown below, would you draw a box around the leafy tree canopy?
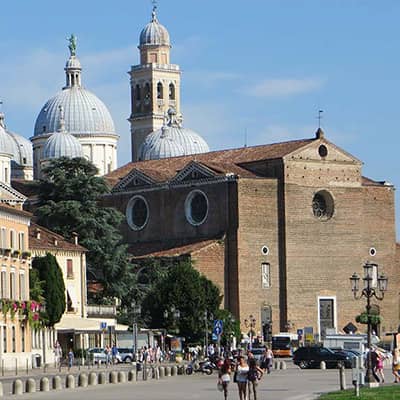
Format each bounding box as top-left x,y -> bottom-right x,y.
142,260 -> 222,342
32,253 -> 66,326
35,157 -> 130,301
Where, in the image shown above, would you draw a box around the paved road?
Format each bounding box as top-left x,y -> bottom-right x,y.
7,367 -> 360,400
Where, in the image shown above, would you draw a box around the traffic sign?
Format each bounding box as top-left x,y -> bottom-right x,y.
297,329 -> 303,337
213,320 -> 223,335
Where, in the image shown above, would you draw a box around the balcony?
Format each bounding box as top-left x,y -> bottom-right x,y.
87,304 -> 117,318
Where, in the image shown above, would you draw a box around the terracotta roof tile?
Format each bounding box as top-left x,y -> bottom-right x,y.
29,222 -> 87,252
106,139 -> 314,187
128,237 -> 223,258
0,203 -> 32,218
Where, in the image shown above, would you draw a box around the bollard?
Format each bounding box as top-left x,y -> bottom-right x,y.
171,365 -> 178,376
78,372 -> 88,387
0,382 -> 3,397
273,360 -> 279,370
128,369 -> 137,383
109,370 -> 118,384
339,366 -> 346,390
52,375 -> 62,390
280,361 -> 287,370
25,378 -> 36,393
165,366 -> 171,377
159,366 -> 165,379
40,377 -> 50,392
98,372 -> 106,384
177,365 -> 184,375
154,366 -> 160,380
320,361 -> 326,370
118,371 -> 126,383
12,379 -> 23,395
66,374 -> 75,389
89,372 -> 97,386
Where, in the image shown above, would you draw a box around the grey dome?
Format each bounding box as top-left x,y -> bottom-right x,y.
7,131 -> 33,166
140,109 -> 209,160
0,116 -> 15,157
34,87 -> 116,137
43,131 -> 83,159
65,55 -> 81,70
139,7 -> 170,47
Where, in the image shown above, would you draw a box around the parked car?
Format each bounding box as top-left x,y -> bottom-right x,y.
87,347 -> 122,364
117,348 -> 134,363
293,346 -> 352,369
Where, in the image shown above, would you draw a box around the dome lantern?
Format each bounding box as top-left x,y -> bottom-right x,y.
64,34 -> 82,88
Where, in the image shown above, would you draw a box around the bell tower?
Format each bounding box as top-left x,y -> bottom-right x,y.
129,5 -> 181,161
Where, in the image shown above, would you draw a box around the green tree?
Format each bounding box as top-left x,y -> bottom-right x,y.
142,260 -> 222,342
35,157 -> 130,301
32,254 -> 66,326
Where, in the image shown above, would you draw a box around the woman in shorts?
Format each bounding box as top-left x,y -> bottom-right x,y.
218,358 -> 232,400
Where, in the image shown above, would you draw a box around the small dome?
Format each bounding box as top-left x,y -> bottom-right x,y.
43,131 -> 83,159
139,109 -> 209,160
7,131 -> 33,166
34,87 -> 116,137
139,7 -> 170,47
65,55 -> 81,70
0,115 -> 15,157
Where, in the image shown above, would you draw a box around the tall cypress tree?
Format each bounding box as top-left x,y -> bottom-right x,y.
32,253 -> 66,326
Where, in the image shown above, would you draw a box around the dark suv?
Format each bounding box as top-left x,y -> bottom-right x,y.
293,346 -> 352,369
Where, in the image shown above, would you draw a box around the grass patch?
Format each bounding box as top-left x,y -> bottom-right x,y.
319,385 -> 400,399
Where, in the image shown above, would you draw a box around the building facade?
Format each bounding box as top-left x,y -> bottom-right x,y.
104,129 -> 400,340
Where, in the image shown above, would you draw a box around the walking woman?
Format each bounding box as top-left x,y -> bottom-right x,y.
247,358 -> 263,400
235,356 -> 249,400
218,359 -> 232,400
392,348 -> 400,383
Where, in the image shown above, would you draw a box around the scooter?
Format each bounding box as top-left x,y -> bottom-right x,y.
185,359 -> 213,375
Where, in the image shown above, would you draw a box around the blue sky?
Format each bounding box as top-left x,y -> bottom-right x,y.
1,0 -> 400,236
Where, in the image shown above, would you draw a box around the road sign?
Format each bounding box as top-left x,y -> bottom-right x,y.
212,333 -> 218,341
297,329 -> 303,337
100,322 -> 107,330
213,320 -> 223,335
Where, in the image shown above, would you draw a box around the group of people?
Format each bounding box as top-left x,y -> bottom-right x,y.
218,347 -> 273,400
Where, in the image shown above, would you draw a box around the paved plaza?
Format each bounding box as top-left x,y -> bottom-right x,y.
0,364 -> 369,400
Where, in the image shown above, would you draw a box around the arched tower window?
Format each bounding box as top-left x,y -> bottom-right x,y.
157,82 -> 164,99
135,85 -> 141,101
144,83 -> 152,111
169,83 -> 175,100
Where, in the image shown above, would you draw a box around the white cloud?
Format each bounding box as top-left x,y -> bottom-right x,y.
185,70 -> 240,88
244,78 -> 324,98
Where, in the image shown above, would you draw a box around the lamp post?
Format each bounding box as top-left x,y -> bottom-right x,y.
204,310 -> 208,358
131,301 -> 141,361
350,262 -> 388,384
244,315 -> 256,350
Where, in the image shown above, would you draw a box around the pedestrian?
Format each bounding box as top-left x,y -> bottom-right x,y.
54,341 -> 62,368
247,357 -> 263,400
235,356 -> 249,400
68,348 -> 74,369
261,347 -> 273,373
369,348 -> 381,382
375,351 -> 385,383
392,348 -> 400,383
105,345 -> 111,365
111,343 -> 118,364
218,358 -> 232,400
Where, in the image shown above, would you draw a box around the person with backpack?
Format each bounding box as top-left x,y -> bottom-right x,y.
247,357 -> 263,400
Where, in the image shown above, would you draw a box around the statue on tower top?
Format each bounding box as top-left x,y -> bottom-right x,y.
67,34 -> 77,57
151,0 -> 158,21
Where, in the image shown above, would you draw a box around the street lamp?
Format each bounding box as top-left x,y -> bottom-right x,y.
244,315 -> 257,350
131,301 -> 141,361
350,261 -> 388,384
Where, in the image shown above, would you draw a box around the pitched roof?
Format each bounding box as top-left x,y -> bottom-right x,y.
128,237 -> 223,259
0,203 -> 32,219
106,139 -> 314,187
29,222 -> 87,252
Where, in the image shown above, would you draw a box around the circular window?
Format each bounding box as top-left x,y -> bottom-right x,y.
126,195 -> 149,231
312,190 -> 334,220
318,145 -> 328,157
185,190 -> 209,226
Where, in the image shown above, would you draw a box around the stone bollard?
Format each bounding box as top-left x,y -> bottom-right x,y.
66,374 -> 75,389
52,375 -> 62,390
109,370 -> 118,384
12,379 -> 23,395
177,365 -> 184,375
339,366 -> 346,390
165,366 -> 171,377
273,360 -> 280,370
280,361 -> 287,370
171,366 -> 178,376
98,372 -> 106,384
25,378 -> 36,393
128,369 -> 137,383
118,371 -> 126,383
154,366 -> 160,380
320,361 -> 326,370
0,382 -> 3,397
88,372 -> 97,386
40,377 -> 50,392
78,372 -> 88,387
159,366 -> 165,379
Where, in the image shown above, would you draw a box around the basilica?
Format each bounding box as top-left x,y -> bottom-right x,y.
1,5 -> 399,341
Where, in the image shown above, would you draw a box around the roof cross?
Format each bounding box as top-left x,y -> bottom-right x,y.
317,109 -> 323,128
